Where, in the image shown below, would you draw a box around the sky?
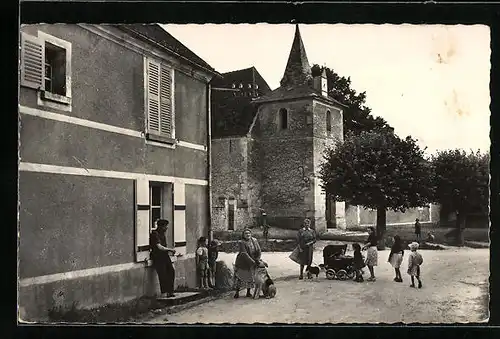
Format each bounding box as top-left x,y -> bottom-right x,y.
162,24 -> 491,155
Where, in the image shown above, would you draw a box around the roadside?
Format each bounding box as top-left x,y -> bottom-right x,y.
148,248 -> 490,324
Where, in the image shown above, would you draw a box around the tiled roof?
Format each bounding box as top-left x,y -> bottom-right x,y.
212,67 -> 272,94
115,24 -> 218,75
211,66 -> 273,138
280,24 -> 313,88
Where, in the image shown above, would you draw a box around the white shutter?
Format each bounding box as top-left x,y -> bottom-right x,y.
173,182 -> 186,256
20,33 -> 45,90
159,64 -> 172,136
135,178 -> 150,262
147,59 -> 160,134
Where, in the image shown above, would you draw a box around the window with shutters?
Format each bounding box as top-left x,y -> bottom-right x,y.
20,31 -> 72,107
145,58 -> 175,144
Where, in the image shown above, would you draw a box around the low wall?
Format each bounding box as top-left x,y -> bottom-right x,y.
18,257 -> 197,322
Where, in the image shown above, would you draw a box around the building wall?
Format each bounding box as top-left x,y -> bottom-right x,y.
18,24 -> 210,320
210,137 -> 258,231
344,205 -> 434,228
252,99 -> 315,230
311,100 -> 344,232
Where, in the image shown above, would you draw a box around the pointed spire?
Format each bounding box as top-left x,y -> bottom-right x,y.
280,24 -> 313,88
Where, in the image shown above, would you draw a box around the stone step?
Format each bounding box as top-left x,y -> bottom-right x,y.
156,292 -> 203,307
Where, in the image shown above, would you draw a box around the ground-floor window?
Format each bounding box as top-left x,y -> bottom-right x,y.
150,184 -> 163,231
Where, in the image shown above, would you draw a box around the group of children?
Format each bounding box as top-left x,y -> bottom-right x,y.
196,236 -> 219,289
351,236 -> 424,288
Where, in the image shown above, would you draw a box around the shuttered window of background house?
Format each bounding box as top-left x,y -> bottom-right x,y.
20,33 -> 45,91
146,58 -> 173,137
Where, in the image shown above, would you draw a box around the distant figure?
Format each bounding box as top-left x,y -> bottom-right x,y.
150,219 -> 176,298
207,239 -> 219,288
260,208 -> 269,240
414,218 -> 422,241
407,242 -> 424,288
196,236 -> 210,289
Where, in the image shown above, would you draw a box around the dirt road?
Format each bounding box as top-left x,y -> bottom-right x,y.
149,248 -> 489,324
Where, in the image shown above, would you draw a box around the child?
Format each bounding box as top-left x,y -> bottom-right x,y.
196,236 -> 210,289
427,232 -> 435,243
407,242 -> 423,288
388,235 -> 404,283
352,243 -> 365,282
207,239 -> 219,288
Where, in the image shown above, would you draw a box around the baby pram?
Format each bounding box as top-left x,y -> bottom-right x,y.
322,244 -> 356,281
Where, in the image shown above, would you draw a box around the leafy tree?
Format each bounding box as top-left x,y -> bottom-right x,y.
319,129 -> 433,249
311,64 -> 394,136
431,149 -> 489,245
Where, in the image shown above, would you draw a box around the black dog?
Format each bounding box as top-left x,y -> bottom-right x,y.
306,265 -> 321,278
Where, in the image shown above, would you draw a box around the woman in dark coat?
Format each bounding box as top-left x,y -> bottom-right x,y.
297,218 -> 317,279
233,228 -> 262,298
388,235 -> 404,283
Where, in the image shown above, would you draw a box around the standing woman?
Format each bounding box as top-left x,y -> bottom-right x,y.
362,226 -> 378,282
297,218 -> 317,280
233,228 -> 262,298
150,219 -> 176,298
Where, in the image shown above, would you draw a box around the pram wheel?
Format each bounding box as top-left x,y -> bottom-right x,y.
347,270 -> 355,280
326,269 -> 336,280
337,269 -> 348,280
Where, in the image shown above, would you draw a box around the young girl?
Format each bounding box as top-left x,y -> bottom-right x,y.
352,243 -> 365,282
388,235 -> 404,283
407,242 -> 423,288
196,236 -> 210,289
207,239 -> 219,288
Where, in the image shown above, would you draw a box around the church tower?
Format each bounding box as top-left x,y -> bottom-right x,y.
251,24 -> 347,232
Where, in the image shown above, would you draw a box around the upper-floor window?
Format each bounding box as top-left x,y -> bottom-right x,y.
326,110 -> 332,132
239,83 -> 243,89
145,58 -> 175,144
248,84 -> 252,89
232,83 -> 236,88
20,31 -> 72,108
279,108 -> 288,130
255,84 -> 259,89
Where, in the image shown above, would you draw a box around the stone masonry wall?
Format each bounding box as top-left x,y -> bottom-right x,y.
312,101 -> 345,231
252,99 -> 315,230
211,137 -> 260,231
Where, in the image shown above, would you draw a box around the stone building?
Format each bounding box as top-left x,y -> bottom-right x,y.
210,24 -> 451,233
18,24 -> 218,320
211,25 -> 347,233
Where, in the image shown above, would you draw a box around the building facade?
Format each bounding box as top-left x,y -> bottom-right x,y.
211,25 -> 347,233
18,24 -> 218,320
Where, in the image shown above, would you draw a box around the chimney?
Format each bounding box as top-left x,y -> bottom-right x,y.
313,68 -> 328,97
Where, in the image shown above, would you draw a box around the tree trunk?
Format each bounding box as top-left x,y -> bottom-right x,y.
455,211 -> 466,246
376,207 -> 387,250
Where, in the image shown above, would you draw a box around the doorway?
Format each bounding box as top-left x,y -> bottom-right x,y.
228,199 -> 236,231
326,194 -> 336,229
